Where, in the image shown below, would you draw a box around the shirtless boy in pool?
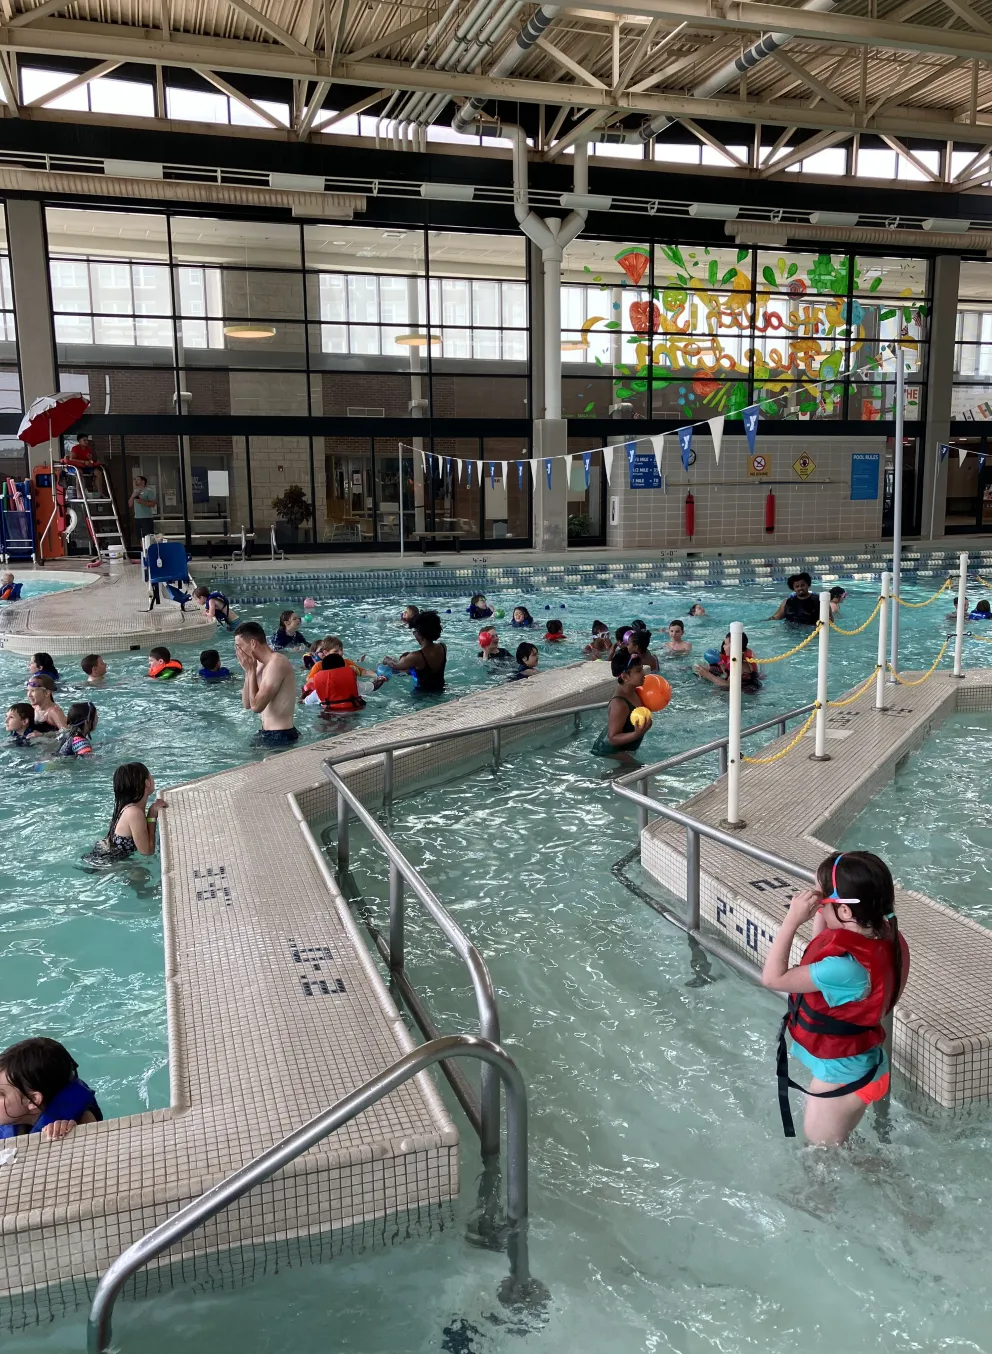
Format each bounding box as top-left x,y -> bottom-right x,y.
233,621 -> 300,747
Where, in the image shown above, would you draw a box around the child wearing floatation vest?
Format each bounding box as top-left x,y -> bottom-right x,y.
761,850 -> 910,1146
694,632 -> 762,692
309,654 -> 365,713
467,594 -> 493,620
148,646 -> 183,681
969,599 -> 992,621
0,1037 -> 102,1140
544,619 -> 567,643
0,572 -> 16,601
198,649 -> 231,683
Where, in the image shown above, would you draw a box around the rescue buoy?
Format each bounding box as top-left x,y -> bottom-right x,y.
765,489 -> 776,534
685,490 -> 695,539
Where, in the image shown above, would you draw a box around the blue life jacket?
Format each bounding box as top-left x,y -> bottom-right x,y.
968,609 -> 991,621
198,666 -> 231,682
35,668 -> 59,683
208,592 -> 233,628
467,604 -> 493,620
0,1077 -> 102,1138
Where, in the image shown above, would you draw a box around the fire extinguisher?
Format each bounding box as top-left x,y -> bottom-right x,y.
765,488 -> 776,533
685,490 -> 695,539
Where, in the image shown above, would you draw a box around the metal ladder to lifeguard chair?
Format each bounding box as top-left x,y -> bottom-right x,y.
51,462 -> 128,563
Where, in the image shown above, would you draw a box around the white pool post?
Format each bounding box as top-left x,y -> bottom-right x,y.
875,571 -> 891,711
812,591 -> 831,760
953,551 -> 968,678
888,346 -> 906,681
726,621 -> 744,827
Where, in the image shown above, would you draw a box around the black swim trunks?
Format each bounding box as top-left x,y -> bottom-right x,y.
251,727 -> 301,748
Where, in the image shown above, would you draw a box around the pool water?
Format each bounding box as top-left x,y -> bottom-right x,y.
840,711 -> 992,927
0,570 -> 987,1349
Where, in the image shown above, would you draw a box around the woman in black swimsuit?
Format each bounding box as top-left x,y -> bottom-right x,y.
378,610 -> 447,694
83,762 -> 167,867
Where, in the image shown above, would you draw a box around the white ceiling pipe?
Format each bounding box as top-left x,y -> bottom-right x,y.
729,220 -> 992,248
451,4 -> 562,135
397,0 -> 509,124
416,0 -> 525,126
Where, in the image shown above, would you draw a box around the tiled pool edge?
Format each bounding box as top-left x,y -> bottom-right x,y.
0,660 -> 614,1320
641,669 -> 992,1110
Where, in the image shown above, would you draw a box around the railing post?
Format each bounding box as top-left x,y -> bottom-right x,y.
388,861 -> 404,972
953,552 -> 968,678
336,788 -> 349,868
636,778 -> 648,834
776,719 -> 786,737
685,826 -> 700,930
718,744 -> 728,777
724,621 -> 745,828
811,591 -> 831,761
492,726 -> 501,767
382,749 -> 394,806
875,571 -> 890,711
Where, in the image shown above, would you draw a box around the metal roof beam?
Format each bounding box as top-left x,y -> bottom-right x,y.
25,55 -> 120,104
194,65 -> 287,127
534,33 -> 607,87
223,0 -> 314,58
770,50 -> 853,115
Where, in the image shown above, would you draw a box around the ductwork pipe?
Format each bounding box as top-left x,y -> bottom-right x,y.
451,4 -> 561,135
730,221 -> 992,249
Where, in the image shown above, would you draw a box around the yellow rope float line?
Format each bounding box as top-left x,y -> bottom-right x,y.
751,622 -> 822,664
826,667 -> 881,707
977,574 -> 992,589
829,597 -> 883,636
742,707 -> 819,764
894,577 -> 952,608
885,639 -> 949,686
967,631 -> 992,643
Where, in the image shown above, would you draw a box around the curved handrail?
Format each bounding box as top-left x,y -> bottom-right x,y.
87,1035 -> 528,1354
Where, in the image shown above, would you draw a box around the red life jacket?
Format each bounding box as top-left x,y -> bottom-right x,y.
148,659 -> 183,681
777,925 -> 908,1137
312,664 -> 364,712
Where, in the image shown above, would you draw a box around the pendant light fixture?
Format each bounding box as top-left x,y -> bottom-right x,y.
223,242 -> 276,340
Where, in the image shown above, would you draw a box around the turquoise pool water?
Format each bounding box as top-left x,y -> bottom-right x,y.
840,711 -> 992,927
0,570 -> 987,1349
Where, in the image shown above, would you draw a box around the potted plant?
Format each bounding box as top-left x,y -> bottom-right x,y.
271,484 -> 313,545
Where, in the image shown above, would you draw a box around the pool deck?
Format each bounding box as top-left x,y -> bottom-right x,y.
0,658 -> 614,1312
0,564 -> 215,657
641,667 -> 992,1109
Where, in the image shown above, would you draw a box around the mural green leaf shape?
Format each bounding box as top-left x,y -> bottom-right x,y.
762,266 -> 777,288
720,268 -> 739,284
737,249 -> 749,262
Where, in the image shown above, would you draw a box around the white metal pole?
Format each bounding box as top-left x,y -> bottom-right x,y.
398,443 -> 405,558
813,590 -> 831,759
726,621 -> 744,827
953,551 -> 968,678
889,348 -> 905,680
876,570 -> 891,710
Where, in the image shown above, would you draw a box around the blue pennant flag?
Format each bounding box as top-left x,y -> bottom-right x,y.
489,462 -> 496,488
517,460 -> 524,490
979,453 -> 988,473
939,443 -> 949,462
545,458 -> 553,489
445,456 -> 452,479
678,426 -> 693,472
583,451 -> 592,488
467,460 -> 473,488
626,439 -> 637,466
743,405 -> 760,454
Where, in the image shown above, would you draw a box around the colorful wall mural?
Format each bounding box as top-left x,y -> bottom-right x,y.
563,245 -> 929,423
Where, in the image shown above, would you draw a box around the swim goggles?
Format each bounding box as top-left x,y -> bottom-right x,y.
820,853 -> 859,909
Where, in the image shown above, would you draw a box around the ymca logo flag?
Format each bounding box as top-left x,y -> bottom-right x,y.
939,443 -> 949,462
626,440 -> 638,467
517,460 -> 524,490
545,458 -> 553,489
582,451 -> 592,487
489,462 -> 496,488
678,425 -> 693,472
743,405 -> 760,455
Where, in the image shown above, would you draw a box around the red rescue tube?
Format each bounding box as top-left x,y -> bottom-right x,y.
685,490 -> 695,539
765,488 -> 775,533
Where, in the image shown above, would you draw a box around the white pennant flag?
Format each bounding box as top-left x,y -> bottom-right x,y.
650,433 -> 664,478
564,453 -> 574,488
500,460 -> 508,486
529,458 -> 539,485
602,445 -> 614,484
707,415 -> 725,465
959,445 -> 969,466
476,460 -> 484,485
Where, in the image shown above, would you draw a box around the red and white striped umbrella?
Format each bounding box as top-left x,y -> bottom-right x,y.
17,391 -> 90,447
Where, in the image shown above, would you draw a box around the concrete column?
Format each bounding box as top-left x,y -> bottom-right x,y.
7,200 -> 57,467
528,236 -> 545,420
532,418 -> 568,551
921,253 -> 960,540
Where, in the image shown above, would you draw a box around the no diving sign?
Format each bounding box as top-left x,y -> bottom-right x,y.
748,452 -> 770,477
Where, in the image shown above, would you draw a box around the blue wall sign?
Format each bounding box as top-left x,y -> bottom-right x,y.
850,453 -> 880,501
628,453 -> 663,490
191,466 -> 209,503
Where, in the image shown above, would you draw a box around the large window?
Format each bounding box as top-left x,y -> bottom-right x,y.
954,260 -> 992,416
561,240 -> 929,421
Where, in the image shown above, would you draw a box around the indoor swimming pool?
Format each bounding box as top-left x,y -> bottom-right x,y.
0,567 -> 989,1349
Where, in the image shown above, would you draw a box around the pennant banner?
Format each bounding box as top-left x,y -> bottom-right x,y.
743,405 -> 760,455
564,453 -> 574,487
603,445 -> 614,484
650,433 -> 664,478
545,457 -> 553,489
678,426 -> 693,473
500,460 -> 508,488
960,446 -> 969,466
939,443 -> 949,462
708,415 -> 724,465
517,460 -> 525,490
489,461 -> 496,489
530,459 -> 539,486
582,450 -> 592,488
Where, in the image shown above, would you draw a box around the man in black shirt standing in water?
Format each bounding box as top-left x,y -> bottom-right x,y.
769,571 -> 820,625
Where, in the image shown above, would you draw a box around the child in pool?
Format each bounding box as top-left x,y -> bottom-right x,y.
544,619 -> 567,643
665,620 -> 692,655
948,596 -> 968,622
148,647 -> 183,680
590,655 -> 651,759
584,620 -> 613,659
627,628 -> 659,672
509,642 -> 539,680
81,654 -> 107,685
0,1038 -> 102,1140
84,761 -> 166,866
694,632 -> 762,692
324,635 -> 373,676
6,703 -> 36,747
28,652 -> 59,685
761,850 -> 909,1146
969,599 -> 991,620
688,603 -> 706,618
0,572 -> 16,601
28,677 -> 67,733
468,594 -> 494,620
511,606 -> 534,628
198,649 -> 232,683
401,605 -> 420,628
55,702 -> 97,757
829,586 -> 847,617
192,586 -> 237,630
271,610 -> 308,649
478,628 -> 512,661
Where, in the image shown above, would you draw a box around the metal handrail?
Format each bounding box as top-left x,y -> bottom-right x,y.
615,702 -> 816,833
320,769 -> 504,1156
87,1035 -> 529,1354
